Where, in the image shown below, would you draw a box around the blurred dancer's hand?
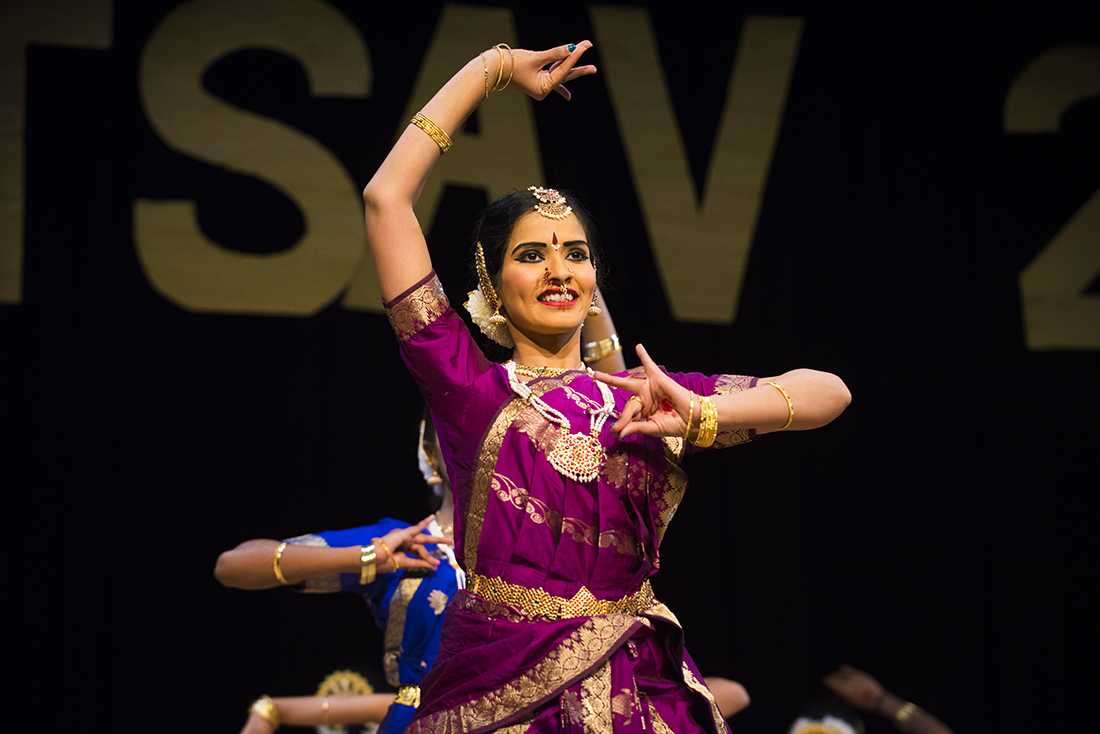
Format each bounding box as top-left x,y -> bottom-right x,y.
822,665 -> 886,711
376,515 -> 453,573
593,344 -> 695,439
507,41 -> 598,102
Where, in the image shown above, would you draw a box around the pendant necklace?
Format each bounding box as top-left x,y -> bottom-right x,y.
505,360 -> 614,483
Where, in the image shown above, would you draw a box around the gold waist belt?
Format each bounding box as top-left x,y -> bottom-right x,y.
466,572 -> 655,620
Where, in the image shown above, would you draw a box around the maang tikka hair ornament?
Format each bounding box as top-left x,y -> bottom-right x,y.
463,241 -> 515,348
528,186 -> 573,220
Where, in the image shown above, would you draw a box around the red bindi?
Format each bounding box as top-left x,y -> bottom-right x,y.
552,232 -> 558,245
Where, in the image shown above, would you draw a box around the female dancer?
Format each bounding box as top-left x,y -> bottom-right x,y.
216,419 -> 457,734
221,295 -> 629,734
362,40 -> 851,734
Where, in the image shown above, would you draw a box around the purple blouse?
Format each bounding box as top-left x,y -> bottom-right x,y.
384,271 -> 758,734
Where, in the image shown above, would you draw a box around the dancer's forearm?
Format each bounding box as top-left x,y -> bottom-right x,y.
877,693 -> 953,734
362,48 -> 507,299
244,694 -> 397,732
713,368 -> 850,435
214,539 -> 361,590
276,694 -> 396,727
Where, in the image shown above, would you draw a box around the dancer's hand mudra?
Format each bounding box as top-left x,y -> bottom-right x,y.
375,515 -> 453,573
508,40 -> 598,102
593,344 -> 696,439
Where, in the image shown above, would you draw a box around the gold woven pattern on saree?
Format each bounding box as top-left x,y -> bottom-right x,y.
385,273 -> 449,341
466,572 -> 654,620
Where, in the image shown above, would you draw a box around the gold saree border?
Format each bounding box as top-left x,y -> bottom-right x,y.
681,662 -> 728,734
647,700 -> 676,734
578,660 -> 613,734
406,614 -> 641,734
385,272 -> 450,341
383,576 -> 424,687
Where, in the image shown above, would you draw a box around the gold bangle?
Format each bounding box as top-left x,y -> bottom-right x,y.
582,334 -> 621,363
895,701 -> 919,724
360,543 -> 377,586
321,696 -> 330,725
409,112 -> 452,153
479,52 -> 490,100
683,393 -> 696,441
764,380 -> 794,431
494,43 -> 514,91
691,396 -> 718,448
394,684 -> 421,708
272,542 -> 289,585
492,45 -> 505,92
251,695 -> 280,727
372,538 -> 393,573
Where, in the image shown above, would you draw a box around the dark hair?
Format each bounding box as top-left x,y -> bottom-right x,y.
469,188 -> 606,293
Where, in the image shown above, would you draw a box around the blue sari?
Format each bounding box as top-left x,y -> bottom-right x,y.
288,518 -> 459,734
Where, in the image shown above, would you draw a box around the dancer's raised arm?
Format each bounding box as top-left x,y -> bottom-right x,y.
361,42 -> 597,300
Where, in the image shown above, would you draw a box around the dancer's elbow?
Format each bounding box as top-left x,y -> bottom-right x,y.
788,368 -> 851,423
361,181 -> 408,210
819,370 -> 851,421
213,548 -> 245,588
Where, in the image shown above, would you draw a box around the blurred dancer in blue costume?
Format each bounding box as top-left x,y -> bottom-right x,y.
216,415 -> 462,734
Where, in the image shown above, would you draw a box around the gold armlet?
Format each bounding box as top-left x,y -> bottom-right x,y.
410,112 -> 452,154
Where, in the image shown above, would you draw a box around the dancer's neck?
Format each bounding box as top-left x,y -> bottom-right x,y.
509,328 -> 583,370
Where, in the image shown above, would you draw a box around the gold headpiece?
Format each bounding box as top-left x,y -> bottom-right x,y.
528,186 -> 573,220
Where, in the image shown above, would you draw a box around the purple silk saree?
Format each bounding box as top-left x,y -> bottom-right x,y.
385,272 -> 758,734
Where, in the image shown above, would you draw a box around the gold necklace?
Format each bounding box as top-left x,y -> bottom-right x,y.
505,360 -> 613,483
513,362 -> 587,379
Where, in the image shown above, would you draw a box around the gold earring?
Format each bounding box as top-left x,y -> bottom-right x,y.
587,291 -> 602,317
475,241 -> 507,325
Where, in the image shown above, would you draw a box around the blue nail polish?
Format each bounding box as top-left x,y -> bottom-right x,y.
567,43 -> 577,53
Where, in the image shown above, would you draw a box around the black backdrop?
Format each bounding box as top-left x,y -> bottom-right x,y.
8,3 -> 1099,733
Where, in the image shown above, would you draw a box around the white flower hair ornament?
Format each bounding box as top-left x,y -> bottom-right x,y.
464,240 -> 514,348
